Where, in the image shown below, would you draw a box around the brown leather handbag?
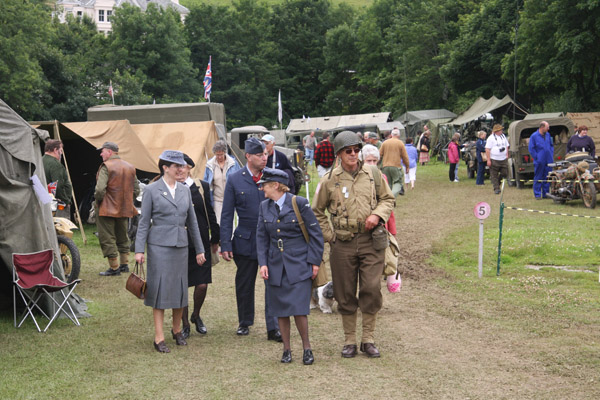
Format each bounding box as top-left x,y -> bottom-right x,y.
126,262 -> 147,299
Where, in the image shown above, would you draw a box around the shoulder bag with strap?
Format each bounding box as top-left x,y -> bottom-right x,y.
291,195 -> 328,287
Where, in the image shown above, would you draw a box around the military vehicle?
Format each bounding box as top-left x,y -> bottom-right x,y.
507,117 -> 574,188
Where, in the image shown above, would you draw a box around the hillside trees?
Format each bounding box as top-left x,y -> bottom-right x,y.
109,3 -> 199,103
504,0 -> 600,111
0,0 -> 53,118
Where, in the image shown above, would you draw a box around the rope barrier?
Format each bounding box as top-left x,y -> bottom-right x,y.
504,206 -> 600,219
505,178 -> 599,183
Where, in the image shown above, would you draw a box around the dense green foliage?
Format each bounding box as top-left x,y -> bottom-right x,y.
2,0 -> 600,127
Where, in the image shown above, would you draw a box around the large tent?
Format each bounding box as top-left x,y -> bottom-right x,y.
0,99 -> 87,316
446,95 -> 528,126
131,121 -> 219,181
397,109 -> 457,143
33,119 -> 219,223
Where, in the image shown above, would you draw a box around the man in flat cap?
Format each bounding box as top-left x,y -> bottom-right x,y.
95,141 -> 140,276
220,137 -> 281,341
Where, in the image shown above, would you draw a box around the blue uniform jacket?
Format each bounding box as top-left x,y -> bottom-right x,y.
256,194 -> 324,287
528,130 -> 554,166
220,167 -> 265,258
476,138 -> 486,162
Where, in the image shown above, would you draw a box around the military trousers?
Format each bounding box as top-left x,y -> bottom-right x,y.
97,215 -> 130,258
330,232 -> 385,315
381,166 -> 404,196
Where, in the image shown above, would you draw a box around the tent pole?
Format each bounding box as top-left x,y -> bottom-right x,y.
54,120 -> 87,244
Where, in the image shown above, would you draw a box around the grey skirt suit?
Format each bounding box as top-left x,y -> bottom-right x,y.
135,179 -> 204,309
257,194 -> 324,317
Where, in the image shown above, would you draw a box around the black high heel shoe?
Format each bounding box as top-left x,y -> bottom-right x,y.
281,349 -> 292,363
302,349 -> 314,365
190,315 -> 207,335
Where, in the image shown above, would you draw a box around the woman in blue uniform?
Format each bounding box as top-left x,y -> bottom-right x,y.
257,168 -> 324,364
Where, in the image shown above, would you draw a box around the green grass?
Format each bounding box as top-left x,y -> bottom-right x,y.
2,159 -> 600,398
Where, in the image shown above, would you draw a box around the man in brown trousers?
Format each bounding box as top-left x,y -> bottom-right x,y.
95,142 -> 140,276
312,131 -> 394,358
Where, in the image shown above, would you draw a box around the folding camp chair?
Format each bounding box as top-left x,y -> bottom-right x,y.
12,249 -> 81,332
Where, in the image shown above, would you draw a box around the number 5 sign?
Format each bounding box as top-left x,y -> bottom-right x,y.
474,202 -> 491,278
474,202 -> 491,220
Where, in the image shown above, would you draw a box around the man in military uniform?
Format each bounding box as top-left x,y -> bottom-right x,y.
312,131 -> 394,358
95,142 -> 140,276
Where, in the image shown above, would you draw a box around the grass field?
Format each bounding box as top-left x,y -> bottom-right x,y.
1,160 -> 599,399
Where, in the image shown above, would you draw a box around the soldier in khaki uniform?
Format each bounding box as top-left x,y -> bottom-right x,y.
312,131 -> 394,358
95,142 -> 140,276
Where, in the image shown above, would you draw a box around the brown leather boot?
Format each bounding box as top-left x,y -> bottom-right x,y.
360,342 -> 380,358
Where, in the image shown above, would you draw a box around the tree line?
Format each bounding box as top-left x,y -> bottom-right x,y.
2,0 -> 599,129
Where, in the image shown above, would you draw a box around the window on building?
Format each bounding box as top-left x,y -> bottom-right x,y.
99,10 -> 104,22
77,11 -> 82,16
107,10 -> 112,22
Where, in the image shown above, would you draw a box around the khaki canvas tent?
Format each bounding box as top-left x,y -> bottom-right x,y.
446,95 -> 528,127
397,109 -> 457,140
0,99 -> 87,317
131,121 -> 219,181
33,119 -> 218,223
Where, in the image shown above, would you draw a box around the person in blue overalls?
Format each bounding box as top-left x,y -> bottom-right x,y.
528,121 -> 554,199
476,130 -> 487,185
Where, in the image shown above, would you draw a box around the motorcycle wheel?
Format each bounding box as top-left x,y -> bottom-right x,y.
582,181 -> 597,209
57,235 -> 81,283
549,175 -> 565,204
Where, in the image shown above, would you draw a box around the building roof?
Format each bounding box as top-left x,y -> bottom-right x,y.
397,109 -> 457,126
286,112 -> 390,134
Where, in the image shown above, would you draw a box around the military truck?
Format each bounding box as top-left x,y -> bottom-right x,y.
507,117 -> 574,188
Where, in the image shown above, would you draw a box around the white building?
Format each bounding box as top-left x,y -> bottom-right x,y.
54,0 -> 190,34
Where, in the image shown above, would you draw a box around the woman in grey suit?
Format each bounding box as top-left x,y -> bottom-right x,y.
135,150 -> 206,353
257,168 -> 324,365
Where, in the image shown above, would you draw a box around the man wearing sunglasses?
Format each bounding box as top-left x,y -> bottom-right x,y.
312,131 -> 394,359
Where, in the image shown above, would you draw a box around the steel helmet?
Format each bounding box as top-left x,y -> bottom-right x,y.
333,130 -> 363,154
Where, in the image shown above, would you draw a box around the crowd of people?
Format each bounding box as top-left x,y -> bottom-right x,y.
42,119 -> 592,361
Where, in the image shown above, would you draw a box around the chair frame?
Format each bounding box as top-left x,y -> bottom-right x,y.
12,249 -> 81,332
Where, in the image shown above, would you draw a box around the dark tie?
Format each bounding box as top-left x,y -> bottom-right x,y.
275,203 -> 280,215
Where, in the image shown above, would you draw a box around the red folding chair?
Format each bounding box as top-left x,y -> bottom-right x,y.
12,249 -> 81,332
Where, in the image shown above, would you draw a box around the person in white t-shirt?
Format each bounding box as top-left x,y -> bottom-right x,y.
485,124 -> 510,194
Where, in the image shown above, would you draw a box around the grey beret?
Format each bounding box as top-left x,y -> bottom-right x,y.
159,150 -> 185,165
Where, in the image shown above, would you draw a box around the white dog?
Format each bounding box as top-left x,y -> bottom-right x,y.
310,281 -> 335,314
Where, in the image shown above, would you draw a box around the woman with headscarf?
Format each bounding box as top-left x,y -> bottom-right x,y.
135,150 -> 206,353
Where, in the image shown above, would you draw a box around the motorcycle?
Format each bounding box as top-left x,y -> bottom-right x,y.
51,198 -> 81,283
547,152 -> 597,209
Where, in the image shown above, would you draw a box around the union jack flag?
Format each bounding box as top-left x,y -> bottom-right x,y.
203,56 -> 212,102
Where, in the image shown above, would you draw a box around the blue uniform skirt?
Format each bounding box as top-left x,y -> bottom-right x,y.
268,269 -> 312,317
